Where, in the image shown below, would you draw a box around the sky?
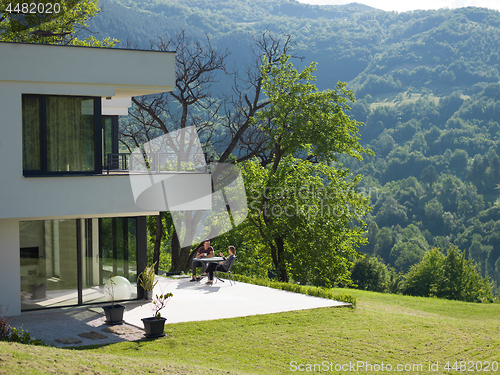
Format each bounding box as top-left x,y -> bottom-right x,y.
295,0 -> 500,12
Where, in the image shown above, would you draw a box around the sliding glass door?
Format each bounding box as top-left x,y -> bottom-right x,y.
20,218 -> 139,311
81,218 -> 138,305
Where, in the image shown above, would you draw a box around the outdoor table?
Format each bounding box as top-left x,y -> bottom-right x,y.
195,257 -> 224,262
194,257 -> 225,282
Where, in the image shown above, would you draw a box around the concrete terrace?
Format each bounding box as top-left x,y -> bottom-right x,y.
9,276 -> 349,347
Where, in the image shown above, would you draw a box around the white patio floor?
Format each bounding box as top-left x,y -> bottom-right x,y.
9,276 -> 349,347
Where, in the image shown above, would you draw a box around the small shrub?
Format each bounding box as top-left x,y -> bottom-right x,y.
0,305 -> 43,345
150,287 -> 173,318
137,262 -> 159,291
8,327 -> 33,344
0,306 -> 11,340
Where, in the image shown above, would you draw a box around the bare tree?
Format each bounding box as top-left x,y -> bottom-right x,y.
121,30 -> 229,272
121,29 -> 298,272
122,30 -> 229,152
216,30 -> 300,165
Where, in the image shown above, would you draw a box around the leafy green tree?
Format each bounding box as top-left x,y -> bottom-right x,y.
244,156 -> 370,285
245,55 -> 373,283
364,221 -> 380,255
0,0 -> 115,46
373,195 -> 408,228
410,133 -> 427,153
438,92 -> 464,122
439,246 -> 495,302
404,246 -> 495,302
404,248 -> 444,297
486,235 -> 500,278
424,198 -> 444,234
390,242 -> 426,273
437,175 -> 460,212
469,154 -> 487,191
374,227 -> 393,263
468,234 -> 489,276
350,255 -> 388,292
372,131 -> 395,157
211,216 -> 272,280
146,212 -> 174,274
392,176 -> 425,218
421,165 -> 438,189
424,126 -> 441,148
393,120 -> 418,143
398,224 -> 429,249
495,257 -> 500,285
449,149 -> 468,172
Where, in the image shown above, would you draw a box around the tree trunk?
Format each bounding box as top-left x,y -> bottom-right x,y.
262,185 -> 288,282
170,231 -> 195,273
179,246 -> 195,273
271,236 -> 288,282
153,214 -> 162,274
170,228 -> 181,271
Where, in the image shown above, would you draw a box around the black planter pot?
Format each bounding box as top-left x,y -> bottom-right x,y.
102,304 -> 125,325
142,317 -> 166,338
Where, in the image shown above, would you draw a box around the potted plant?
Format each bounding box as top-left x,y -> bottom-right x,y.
29,278 -> 47,300
28,265 -> 47,300
137,262 -> 158,300
141,288 -> 173,338
102,276 -> 125,325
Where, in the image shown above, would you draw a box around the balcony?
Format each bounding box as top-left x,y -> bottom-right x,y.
104,152 -> 210,175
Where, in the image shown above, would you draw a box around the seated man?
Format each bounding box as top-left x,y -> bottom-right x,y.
205,246 -> 236,285
190,240 -> 214,281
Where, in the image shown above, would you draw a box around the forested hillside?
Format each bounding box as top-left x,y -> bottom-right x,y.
88,0 -> 500,293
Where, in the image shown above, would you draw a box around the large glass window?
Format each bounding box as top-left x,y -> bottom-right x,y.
20,217 -> 139,311
22,95 -> 102,175
22,96 -> 41,170
97,218 -> 138,285
20,220 -> 79,310
102,115 -> 119,170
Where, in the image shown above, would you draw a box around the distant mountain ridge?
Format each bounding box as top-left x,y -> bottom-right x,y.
89,0 -> 500,91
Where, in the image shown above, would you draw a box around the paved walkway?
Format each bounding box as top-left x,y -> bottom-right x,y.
9,276 -> 349,347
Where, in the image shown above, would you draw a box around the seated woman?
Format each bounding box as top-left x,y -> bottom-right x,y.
205,246 -> 236,285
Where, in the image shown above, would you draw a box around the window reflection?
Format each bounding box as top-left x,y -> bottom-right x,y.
20,218 -> 138,311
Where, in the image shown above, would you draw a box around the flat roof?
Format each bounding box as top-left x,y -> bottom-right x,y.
0,40 -> 176,53
0,41 -> 176,98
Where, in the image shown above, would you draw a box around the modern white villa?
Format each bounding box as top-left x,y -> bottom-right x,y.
0,42 -> 211,316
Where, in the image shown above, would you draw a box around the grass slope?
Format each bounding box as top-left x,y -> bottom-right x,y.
1,289 -> 498,374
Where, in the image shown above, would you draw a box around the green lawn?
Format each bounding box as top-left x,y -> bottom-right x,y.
1,288 -> 499,374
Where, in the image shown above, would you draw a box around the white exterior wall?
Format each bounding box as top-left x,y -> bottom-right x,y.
0,219 -> 21,315
0,43 -> 211,220
102,97 -> 133,115
0,80 -> 210,219
0,43 -> 212,315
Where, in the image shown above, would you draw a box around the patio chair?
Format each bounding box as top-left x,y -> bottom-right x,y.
214,256 -> 236,286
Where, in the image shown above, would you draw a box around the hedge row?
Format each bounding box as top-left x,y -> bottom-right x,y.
224,274 -> 357,307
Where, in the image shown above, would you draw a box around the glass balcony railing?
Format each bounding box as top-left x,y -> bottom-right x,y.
104,152 -> 210,175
